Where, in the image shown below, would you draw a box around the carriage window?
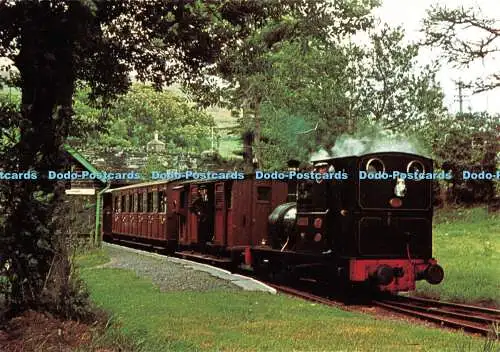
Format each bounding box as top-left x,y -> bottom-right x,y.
121,195 -> 126,212
298,183 -> 313,205
226,185 -> 233,209
257,186 -> 271,202
137,193 -> 144,212
133,194 -> 138,212
158,191 -> 167,213
147,192 -> 154,212
152,192 -> 158,212
287,181 -> 298,202
128,195 -> 133,212
215,184 -> 224,209
180,191 -> 186,209
114,196 -> 120,213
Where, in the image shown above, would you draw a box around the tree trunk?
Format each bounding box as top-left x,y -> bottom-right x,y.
4,5 -> 76,313
253,98 -> 262,170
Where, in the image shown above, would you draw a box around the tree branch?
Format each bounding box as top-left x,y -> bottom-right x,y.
422,5 -> 500,92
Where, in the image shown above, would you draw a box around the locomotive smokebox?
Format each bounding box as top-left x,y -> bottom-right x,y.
425,264 -> 444,285
268,202 -> 297,250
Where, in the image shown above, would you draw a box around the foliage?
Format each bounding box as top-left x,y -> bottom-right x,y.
186,0 -> 380,168
77,84 -> 214,154
184,0 -> 448,170
0,90 -> 20,151
421,4 -> 500,203
359,25 -> 445,130
71,86 -> 109,142
141,154 -> 167,181
422,5 -> 500,93
430,112 -> 499,165
245,25 -> 445,168
427,112 -> 499,204
258,106 -> 314,169
0,0 -> 298,316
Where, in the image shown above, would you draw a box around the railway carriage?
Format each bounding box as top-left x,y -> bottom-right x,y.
103,178 -> 289,258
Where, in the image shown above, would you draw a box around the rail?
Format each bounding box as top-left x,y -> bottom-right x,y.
373,295 -> 500,337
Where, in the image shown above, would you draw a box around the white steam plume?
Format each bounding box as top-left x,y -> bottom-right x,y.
309,148 -> 330,162
309,129 -> 426,161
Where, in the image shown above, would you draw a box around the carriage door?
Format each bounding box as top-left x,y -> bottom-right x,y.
123,192 -> 131,235
173,186 -> 188,245
138,190 -> 148,238
130,193 -> 138,235
158,188 -> 167,241
188,185 -> 199,245
114,194 -> 121,233
214,182 -> 227,246
118,194 -> 125,234
252,182 -> 273,245
147,190 -> 158,240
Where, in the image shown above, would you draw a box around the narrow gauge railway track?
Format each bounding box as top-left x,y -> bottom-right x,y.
264,282 -> 344,308
373,296 -> 500,337
268,281 -> 499,337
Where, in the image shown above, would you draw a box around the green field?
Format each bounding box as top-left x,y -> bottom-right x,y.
218,135 -> 242,159
78,250 -> 492,352
206,106 -> 243,160
206,106 -> 237,129
416,207 -> 500,307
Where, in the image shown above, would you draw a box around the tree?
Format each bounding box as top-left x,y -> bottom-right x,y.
0,0 -> 297,316
243,26 -> 445,168
359,25 -> 445,131
428,112 -> 499,204
186,0 -> 379,169
75,84 -> 214,154
422,5 -> 500,92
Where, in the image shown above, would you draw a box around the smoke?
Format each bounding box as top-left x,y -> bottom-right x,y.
369,139 -> 419,155
331,135 -> 371,157
310,128 -> 428,161
332,130 -> 421,157
310,148 -> 330,162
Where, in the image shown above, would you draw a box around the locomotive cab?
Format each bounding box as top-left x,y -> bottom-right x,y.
290,160 -> 344,254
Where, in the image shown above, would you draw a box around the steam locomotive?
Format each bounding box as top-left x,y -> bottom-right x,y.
102,151 -> 444,293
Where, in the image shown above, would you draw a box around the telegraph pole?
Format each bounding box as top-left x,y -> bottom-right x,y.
455,80 -> 469,114
211,126 -> 214,150
458,81 -> 464,114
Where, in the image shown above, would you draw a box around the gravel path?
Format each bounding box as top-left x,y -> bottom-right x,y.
101,245 -> 241,292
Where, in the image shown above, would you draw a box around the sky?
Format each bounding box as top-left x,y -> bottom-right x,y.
375,0 -> 500,114
1,1 -> 498,115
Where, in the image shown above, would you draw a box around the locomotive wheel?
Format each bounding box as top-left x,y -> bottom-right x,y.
267,261 -> 298,285
251,253 -> 269,279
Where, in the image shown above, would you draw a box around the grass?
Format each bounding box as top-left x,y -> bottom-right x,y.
78,250 -> 491,352
206,106 -> 237,129
218,135 -> 242,160
74,248 -> 111,269
205,105 -> 243,160
416,206 -> 500,306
